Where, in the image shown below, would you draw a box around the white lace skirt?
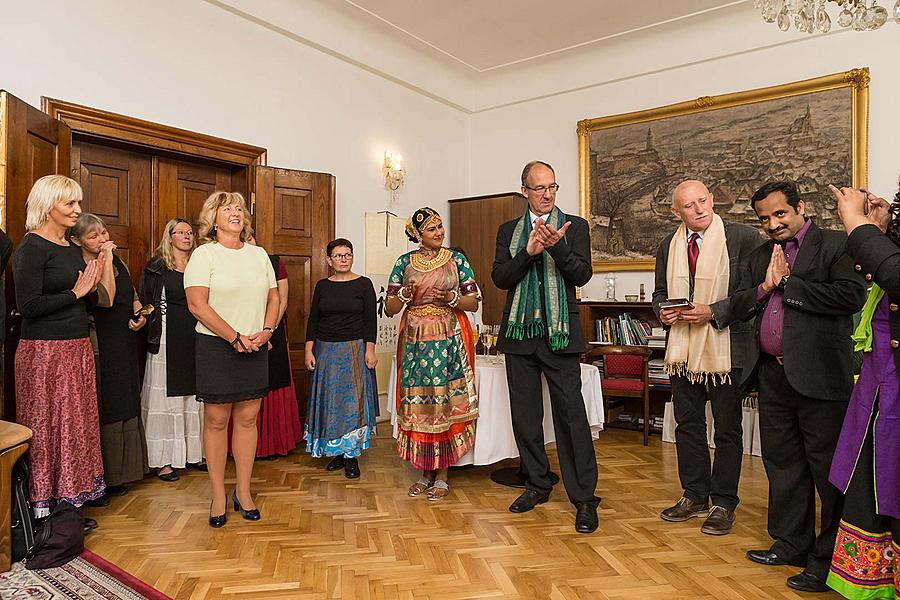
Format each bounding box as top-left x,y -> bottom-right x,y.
140,300 -> 203,469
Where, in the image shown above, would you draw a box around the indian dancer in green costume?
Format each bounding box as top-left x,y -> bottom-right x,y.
385,207 -> 481,502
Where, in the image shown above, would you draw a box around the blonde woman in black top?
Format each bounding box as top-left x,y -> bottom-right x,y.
13,175 -> 110,517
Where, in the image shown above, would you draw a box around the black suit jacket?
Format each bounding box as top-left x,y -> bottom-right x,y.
492,213 -> 592,355
651,220 -> 763,370
730,220 -> 866,401
846,223 -> 900,373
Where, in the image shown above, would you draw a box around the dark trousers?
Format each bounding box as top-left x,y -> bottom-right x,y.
505,342 -> 599,506
670,369 -> 744,511
757,356 -> 847,579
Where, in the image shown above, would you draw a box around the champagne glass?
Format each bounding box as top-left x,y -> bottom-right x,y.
484,328 -> 496,355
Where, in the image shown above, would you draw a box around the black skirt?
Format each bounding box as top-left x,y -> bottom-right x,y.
267,322 -> 291,390
195,334 -> 269,403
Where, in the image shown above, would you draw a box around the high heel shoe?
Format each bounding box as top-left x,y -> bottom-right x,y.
232,491 -> 261,521
208,501 -> 227,528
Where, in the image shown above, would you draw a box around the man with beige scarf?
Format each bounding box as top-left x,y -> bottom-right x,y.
652,180 -> 762,535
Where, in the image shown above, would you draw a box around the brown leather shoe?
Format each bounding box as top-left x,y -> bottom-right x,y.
700,506 -> 735,535
660,496 -> 709,522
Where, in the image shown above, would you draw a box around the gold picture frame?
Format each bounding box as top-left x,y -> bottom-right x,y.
578,68 -> 869,272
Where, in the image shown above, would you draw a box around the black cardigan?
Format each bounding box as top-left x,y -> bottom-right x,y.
138,256 -> 166,353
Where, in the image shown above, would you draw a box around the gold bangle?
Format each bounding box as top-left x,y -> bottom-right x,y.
447,289 -> 461,308
397,286 -> 412,304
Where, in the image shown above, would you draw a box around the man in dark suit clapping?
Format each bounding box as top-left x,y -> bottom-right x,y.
492,160 -> 599,534
730,181 -> 866,593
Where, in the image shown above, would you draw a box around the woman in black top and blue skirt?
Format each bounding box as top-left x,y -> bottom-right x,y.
304,238 -> 378,479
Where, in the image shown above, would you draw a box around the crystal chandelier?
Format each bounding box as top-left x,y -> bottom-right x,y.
755,0 -> 899,33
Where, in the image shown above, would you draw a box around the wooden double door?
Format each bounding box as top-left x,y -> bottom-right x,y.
0,91 -> 333,420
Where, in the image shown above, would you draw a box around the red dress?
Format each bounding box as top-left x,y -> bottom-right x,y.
256,258 -> 302,456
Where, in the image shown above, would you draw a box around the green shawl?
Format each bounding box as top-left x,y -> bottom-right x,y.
852,284 -> 885,353
506,206 -> 569,351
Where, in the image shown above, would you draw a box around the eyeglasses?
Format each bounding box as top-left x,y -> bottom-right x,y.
171,230 -> 194,236
524,183 -> 560,194
331,253 -> 353,260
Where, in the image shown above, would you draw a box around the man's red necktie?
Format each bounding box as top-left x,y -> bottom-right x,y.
688,233 -> 700,278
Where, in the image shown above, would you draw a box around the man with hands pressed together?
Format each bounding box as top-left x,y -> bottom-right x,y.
492,160 -> 599,534
652,180 -> 761,536
729,181 -> 866,593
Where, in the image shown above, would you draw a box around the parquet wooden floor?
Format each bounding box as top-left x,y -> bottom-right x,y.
83,429 -> 840,599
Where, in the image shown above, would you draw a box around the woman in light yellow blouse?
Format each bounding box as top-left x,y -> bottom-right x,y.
185,191 -> 278,528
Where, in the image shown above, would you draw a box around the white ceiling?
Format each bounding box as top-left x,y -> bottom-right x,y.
344,0 -> 748,71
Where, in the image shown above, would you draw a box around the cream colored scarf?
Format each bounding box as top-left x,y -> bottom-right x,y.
664,213 -> 731,384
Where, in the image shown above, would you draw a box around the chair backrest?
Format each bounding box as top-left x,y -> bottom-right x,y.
605,354 -> 644,378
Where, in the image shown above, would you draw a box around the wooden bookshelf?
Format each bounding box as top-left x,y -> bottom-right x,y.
578,300 -> 670,438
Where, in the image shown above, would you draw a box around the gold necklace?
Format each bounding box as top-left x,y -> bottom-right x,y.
410,246 -> 451,272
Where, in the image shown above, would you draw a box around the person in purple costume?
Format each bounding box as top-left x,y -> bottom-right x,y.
825,182 -> 900,600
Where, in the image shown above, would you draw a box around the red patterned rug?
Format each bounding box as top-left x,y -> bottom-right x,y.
0,549 -> 170,599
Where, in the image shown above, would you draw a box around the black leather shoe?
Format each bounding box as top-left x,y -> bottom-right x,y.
209,501 -> 227,528
232,491 -> 261,521
105,485 -> 128,496
326,456 -> 345,471
157,468 -> 179,482
574,503 -> 599,534
786,570 -> 829,593
344,458 -> 360,479
83,517 -> 99,534
746,549 -> 807,568
660,496 -> 709,522
85,494 -> 110,507
509,490 -> 550,513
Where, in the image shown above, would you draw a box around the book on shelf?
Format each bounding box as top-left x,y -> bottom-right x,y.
648,358 -> 669,382
593,313 -> 654,346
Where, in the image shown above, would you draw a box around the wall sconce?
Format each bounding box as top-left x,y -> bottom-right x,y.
383,151 -> 405,203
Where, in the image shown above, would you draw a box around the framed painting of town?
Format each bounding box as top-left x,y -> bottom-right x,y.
578,68 -> 869,272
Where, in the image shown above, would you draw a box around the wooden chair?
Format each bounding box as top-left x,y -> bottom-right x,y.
0,420 -> 32,572
583,345 -> 653,446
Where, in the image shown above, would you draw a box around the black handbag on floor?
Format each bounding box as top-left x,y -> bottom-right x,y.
24,501 -> 85,570
10,457 -> 36,563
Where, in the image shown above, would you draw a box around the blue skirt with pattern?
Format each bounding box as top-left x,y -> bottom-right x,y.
305,339 -> 378,458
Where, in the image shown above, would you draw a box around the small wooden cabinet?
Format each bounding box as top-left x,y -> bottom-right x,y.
448,192 -> 527,326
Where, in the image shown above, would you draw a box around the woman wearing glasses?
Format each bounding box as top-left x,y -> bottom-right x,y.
304,238 -> 378,479
384,208 -> 480,501
139,218 -> 204,482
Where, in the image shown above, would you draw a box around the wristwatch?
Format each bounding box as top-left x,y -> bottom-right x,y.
778,275 -> 790,289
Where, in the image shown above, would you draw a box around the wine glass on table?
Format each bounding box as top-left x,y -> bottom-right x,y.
485,326 -> 497,356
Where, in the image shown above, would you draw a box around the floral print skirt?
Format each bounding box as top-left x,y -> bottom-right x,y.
828,410 -> 899,599
15,338 -> 105,516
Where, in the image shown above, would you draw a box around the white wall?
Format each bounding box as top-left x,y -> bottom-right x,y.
4,1 -> 899,301
0,0 -> 470,267
469,3 -> 900,299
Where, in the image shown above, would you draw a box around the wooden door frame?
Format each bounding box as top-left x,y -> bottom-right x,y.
41,97 -> 267,168
42,97 -> 268,247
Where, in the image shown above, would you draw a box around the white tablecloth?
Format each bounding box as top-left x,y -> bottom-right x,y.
386,355 -> 604,466
662,399 -> 761,456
